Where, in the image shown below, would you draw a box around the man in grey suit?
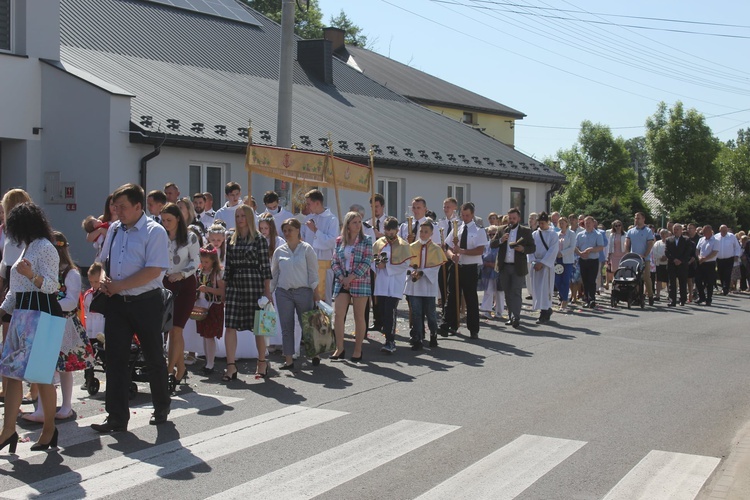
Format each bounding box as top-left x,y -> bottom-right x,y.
490,208 -> 536,328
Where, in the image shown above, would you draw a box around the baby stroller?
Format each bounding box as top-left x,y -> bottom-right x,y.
611,253 -> 645,309
84,334 -> 149,399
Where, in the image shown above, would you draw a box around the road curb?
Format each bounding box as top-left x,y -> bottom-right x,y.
699,417 -> 750,499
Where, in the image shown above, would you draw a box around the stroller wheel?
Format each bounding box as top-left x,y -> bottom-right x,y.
129,382 -> 138,399
87,378 -> 100,396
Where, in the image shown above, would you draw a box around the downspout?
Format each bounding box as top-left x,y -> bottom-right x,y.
139,134 -> 167,189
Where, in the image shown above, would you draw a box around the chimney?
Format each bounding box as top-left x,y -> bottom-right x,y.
297,39 -> 333,85
323,27 -> 346,54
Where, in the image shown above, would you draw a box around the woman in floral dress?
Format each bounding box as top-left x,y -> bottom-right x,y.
23,231 -> 94,422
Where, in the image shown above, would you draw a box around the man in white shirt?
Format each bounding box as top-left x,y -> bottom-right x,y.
193,192 -> 215,230
300,189 -> 339,304
164,182 -> 180,204
146,190 -> 166,224
436,197 -> 459,311
714,224 -> 741,296
696,225 -> 719,306
261,190 -> 294,235
213,181 -> 242,230
530,212 -> 559,324
400,197 -> 441,245
440,202 -> 488,339
368,193 -> 388,241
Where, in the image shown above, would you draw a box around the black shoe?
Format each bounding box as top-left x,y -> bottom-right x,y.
695,298 -> 705,304
201,366 -> 215,376
30,428 -> 58,451
349,354 -> 363,363
648,296 -> 654,306
706,300 -> 712,306
667,302 -> 676,307
525,295 -> 532,300
330,350 -> 346,360
149,408 -> 170,425
535,316 -> 548,324
589,301 -> 596,308
505,316 -> 514,326
429,335 -> 438,347
511,319 -> 520,329
279,363 -> 295,371
0,431 -> 19,454
679,301 -> 685,306
470,332 -> 479,339
91,418 -> 127,433
411,342 -> 423,351
311,357 -> 320,366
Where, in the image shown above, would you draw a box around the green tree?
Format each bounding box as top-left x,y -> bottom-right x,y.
716,128 -> 750,230
243,0 -> 324,39
329,9 -> 369,47
669,193 -> 737,230
623,136 -> 649,190
551,120 -> 640,215
645,101 -> 721,212
580,196 -> 652,229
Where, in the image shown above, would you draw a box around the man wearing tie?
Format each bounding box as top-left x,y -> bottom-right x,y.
489,208 -> 536,328
440,202 -> 488,338
146,190 -> 167,224
399,197 -> 440,245
665,223 -> 693,306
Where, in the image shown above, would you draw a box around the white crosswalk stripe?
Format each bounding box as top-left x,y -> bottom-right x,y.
1,391 -> 242,465
602,449 -> 720,500
0,404 -> 722,500
415,434 -> 586,500
207,419 -> 460,500
0,405 -> 346,499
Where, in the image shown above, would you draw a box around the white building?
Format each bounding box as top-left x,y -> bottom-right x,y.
0,0 -> 564,264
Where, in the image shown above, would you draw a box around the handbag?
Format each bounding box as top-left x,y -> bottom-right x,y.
253,303 -> 277,336
89,227 -> 119,316
161,288 -> 174,333
190,296 -> 210,321
0,293 -> 66,384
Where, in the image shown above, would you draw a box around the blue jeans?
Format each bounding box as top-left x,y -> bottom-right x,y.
406,295 -> 437,343
554,261 -> 573,302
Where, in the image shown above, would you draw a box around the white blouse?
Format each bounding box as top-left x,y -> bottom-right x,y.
58,268 -> 82,312
0,238 -> 60,314
167,231 -> 201,277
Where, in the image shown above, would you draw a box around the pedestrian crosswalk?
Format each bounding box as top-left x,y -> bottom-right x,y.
0,404 -> 721,499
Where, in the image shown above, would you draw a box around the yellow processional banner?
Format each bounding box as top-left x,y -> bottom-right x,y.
246,143 -> 372,193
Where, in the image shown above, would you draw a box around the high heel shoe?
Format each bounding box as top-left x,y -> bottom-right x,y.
255,360 -> 268,379
222,362 -> 238,382
30,428 -> 58,451
330,349 -> 346,360
349,354 -> 363,363
0,432 -> 18,454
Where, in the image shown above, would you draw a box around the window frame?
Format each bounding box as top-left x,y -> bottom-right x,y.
189,162 -> 227,208
447,183 -> 468,207
376,177 -> 402,220
0,0 -> 13,54
510,187 -> 526,221
462,111 -> 475,125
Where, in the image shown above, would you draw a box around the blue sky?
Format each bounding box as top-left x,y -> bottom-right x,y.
317,0 -> 750,161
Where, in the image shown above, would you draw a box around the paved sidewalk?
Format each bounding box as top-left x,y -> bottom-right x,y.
699,417 -> 750,499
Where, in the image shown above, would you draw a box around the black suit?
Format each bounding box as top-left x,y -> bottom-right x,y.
665,235 -> 693,304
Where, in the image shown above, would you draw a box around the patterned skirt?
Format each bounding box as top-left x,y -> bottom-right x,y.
224,270 -> 263,331
57,311 -> 95,372
196,302 -> 224,339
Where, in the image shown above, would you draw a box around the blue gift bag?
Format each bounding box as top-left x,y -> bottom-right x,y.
0,305 -> 66,384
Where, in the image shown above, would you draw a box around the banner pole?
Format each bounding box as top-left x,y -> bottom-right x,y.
327,134 -> 342,222
369,146 -> 376,230
245,119 -> 253,200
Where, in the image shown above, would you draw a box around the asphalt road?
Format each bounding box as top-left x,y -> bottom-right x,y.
1,290 -> 749,499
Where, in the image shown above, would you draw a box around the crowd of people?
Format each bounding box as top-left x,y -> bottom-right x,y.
0,179 -> 745,451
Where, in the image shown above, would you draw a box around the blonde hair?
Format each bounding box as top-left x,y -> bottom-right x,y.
2,189 -> 32,218
340,211 -> 364,244
230,204 -> 258,244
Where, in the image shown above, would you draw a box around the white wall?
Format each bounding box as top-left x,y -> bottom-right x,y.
0,56 -> 42,141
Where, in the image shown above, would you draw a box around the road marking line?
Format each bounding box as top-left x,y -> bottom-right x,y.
2,391 -> 242,464
415,434 -> 586,500
207,419 -> 460,500
0,406 -> 346,499
602,450 -> 720,500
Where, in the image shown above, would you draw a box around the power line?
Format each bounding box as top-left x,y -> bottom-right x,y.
433,0 -> 750,39
469,0 -> 750,30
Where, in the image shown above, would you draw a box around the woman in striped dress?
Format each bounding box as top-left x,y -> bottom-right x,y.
331,211 -> 372,363
223,205 -> 272,381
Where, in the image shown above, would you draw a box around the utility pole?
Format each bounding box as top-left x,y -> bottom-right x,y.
276,0 -> 294,148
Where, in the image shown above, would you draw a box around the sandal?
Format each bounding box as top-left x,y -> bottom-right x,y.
221,362 -> 238,382
255,360 -> 268,379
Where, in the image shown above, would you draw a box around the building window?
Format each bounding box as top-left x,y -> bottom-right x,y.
377,177 -> 401,219
189,163 -> 226,208
510,188 -> 526,220
447,183 -> 467,206
0,0 -> 11,52
462,112 -> 474,125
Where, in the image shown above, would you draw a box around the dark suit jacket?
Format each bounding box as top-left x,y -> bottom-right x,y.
665,235 -> 693,265
490,224 -> 536,276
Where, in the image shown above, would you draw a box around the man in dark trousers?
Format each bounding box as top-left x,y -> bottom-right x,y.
92,183 -> 171,432
489,208 -> 536,328
665,223 -> 693,306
